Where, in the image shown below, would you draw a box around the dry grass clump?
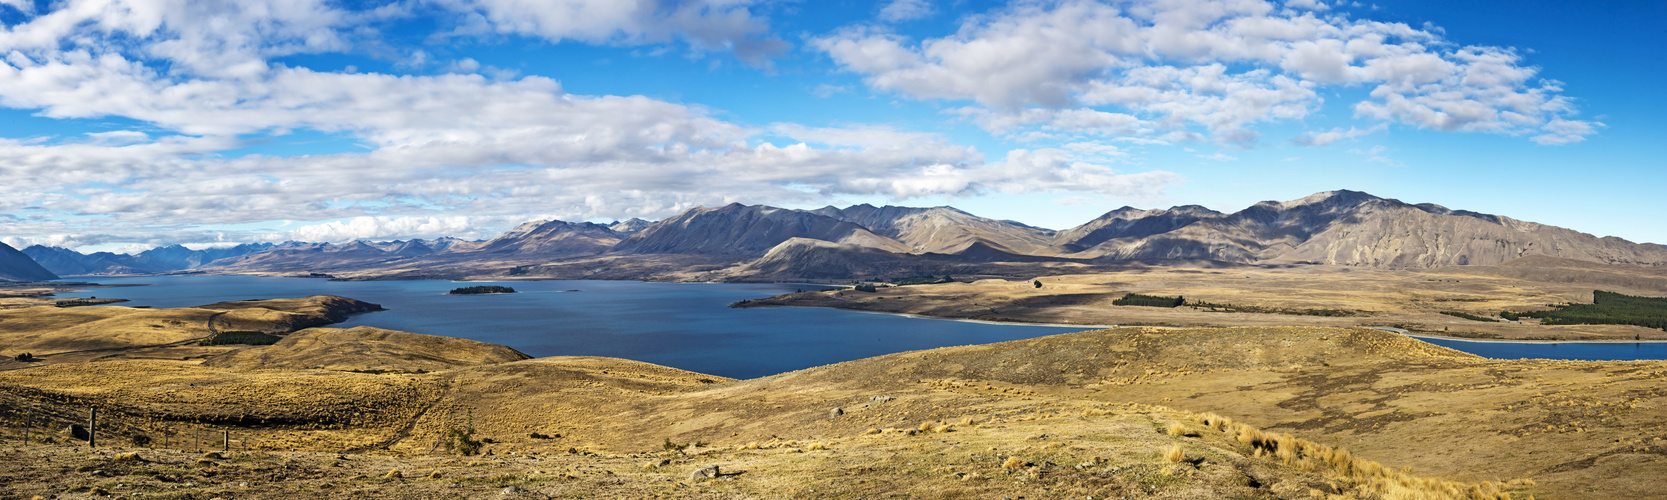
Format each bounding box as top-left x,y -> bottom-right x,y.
1190,411 -> 1520,500
1163,445 -> 1186,463
1165,422 -> 1198,437
382,469 -> 403,479
1001,456 -> 1027,471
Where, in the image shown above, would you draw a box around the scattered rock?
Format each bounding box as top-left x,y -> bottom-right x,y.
501,486 -> 527,495
828,407 -> 844,419
643,459 -> 672,469
689,465 -> 720,480
870,395 -> 895,403
64,424 -> 89,441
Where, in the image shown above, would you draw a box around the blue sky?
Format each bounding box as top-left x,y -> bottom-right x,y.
0,0 -> 1660,252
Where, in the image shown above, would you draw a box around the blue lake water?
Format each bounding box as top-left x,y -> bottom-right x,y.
62,276 -> 1667,378
71,276 -> 1081,379
1414,336 -> 1667,362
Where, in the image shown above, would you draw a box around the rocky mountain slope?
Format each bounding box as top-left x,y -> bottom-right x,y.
0,242 -> 57,281
811,204 -> 1057,255
612,203 -> 909,256
1073,190 -> 1667,268
29,190 -> 1666,280
21,243 -> 274,276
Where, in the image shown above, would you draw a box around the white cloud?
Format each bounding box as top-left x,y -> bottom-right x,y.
0,0 -> 33,14
879,0 -> 934,22
1290,123 -> 1385,146
277,216 -> 482,243
811,83 -> 848,98
1531,118 -> 1604,146
1347,144 -> 1401,167
431,0 -> 789,67
815,0 -> 1596,146
1197,152 -> 1238,161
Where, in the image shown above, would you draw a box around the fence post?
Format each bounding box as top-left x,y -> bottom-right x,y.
22,408 -> 30,445
223,430 -> 230,452
88,407 -> 98,447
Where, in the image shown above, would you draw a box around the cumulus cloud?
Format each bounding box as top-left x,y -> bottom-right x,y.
814,0 -> 1597,146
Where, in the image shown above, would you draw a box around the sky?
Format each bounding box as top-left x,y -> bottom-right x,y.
0,0 -> 1662,253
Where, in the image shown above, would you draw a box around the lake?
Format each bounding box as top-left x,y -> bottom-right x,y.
73,276 -> 1082,379
66,276 -> 1667,378
1414,335 -> 1667,362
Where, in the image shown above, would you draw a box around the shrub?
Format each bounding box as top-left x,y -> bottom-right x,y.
448,285 -> 517,295
1440,311 -> 1498,322
13,352 -> 33,362
1033,280 -> 1042,289
1113,293 -> 1185,308
892,275 -> 954,286
1506,290 -> 1667,330
443,424 -> 483,456
663,438 -> 690,452
200,331 -> 282,346
853,284 -> 878,293
130,434 -> 152,447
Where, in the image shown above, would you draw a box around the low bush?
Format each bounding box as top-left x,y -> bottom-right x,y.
1113,293 -> 1185,308
448,285 -> 517,295
1506,290 -> 1667,330
1440,311 -> 1498,322
200,331 -> 282,346
443,424 -> 483,456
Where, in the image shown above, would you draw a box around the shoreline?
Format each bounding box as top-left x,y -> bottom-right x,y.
50,274 -> 1667,346
1402,332 -> 1667,345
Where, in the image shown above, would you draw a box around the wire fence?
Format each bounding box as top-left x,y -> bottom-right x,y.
0,391 -> 270,453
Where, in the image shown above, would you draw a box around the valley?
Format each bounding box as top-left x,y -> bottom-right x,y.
2,190 -> 1665,498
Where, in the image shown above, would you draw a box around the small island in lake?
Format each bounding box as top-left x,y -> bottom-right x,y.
447,285 -> 517,295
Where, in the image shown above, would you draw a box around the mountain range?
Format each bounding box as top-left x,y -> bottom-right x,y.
6,190 -> 1665,282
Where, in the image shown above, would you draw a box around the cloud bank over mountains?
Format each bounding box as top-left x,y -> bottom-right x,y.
814,0 -> 1597,146
0,0 -> 1602,251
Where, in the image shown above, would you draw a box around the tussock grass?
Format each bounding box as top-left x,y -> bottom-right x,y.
1190,410 -> 1520,500
1163,444 -> 1186,463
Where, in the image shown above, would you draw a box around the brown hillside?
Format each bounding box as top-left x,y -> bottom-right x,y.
202,326 -> 531,372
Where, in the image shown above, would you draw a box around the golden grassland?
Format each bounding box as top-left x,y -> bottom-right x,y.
0,298 -> 1663,499
744,259 -> 1667,341
0,295 -> 382,366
